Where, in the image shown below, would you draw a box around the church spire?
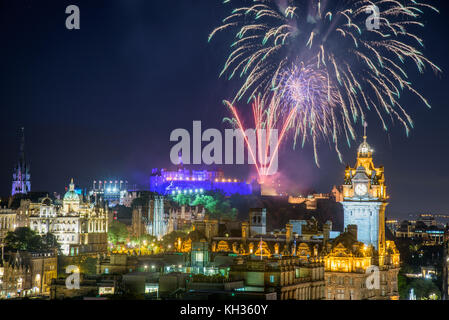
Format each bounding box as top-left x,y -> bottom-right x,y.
11,127 -> 31,196
19,127 -> 25,163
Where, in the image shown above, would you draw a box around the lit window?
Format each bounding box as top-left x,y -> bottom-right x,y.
270,275 -> 275,283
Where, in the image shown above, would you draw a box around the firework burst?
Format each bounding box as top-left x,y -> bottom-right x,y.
210,0 -> 440,165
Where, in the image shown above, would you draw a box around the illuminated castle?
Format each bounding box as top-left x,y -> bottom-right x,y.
150,163 -> 254,196
11,127 -> 31,196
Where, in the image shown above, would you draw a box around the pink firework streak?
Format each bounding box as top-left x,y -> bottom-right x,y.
224,94 -> 297,184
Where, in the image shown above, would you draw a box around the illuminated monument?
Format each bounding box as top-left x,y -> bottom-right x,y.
11,127 -> 31,196
324,128 -> 400,300
150,154 -> 254,196
26,179 -> 109,256
341,131 -> 387,251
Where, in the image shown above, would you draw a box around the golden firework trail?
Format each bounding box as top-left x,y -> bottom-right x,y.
210,0 -> 440,165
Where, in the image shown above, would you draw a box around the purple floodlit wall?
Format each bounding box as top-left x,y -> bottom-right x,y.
150,168 -> 253,196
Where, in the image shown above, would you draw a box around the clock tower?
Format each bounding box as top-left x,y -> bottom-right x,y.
341,131 -> 388,251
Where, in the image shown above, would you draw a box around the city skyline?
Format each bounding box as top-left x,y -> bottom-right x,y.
1,0 -> 449,218
0,0 -> 448,304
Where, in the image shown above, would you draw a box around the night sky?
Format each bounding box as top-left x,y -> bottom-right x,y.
0,0 -> 448,218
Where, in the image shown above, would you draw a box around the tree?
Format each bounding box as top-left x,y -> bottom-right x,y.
187,230 -> 206,242
108,221 -> 129,244
406,278 -> 441,300
80,256 -> 97,275
162,230 -> 187,249
171,191 -> 238,220
4,227 -> 58,252
397,272 -> 408,299
42,232 -> 61,252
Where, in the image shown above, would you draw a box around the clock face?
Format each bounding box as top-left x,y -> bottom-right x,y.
355,183 -> 368,196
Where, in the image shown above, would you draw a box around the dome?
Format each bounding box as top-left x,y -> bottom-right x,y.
64,191 -> 80,202
64,178 -> 80,202
357,136 -> 373,157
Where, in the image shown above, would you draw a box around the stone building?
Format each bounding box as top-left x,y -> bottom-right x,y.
50,274 -> 121,299
324,134 -> 400,300
323,228 -> 400,300
21,179 -> 108,256
96,254 -> 138,275
230,256 -> 325,300
131,194 -> 169,240
341,135 -> 388,250
0,208 -> 17,241
175,210 -> 326,300
167,204 -> 205,233
443,240 -> 448,300
0,250 -> 57,298
131,206 -> 147,240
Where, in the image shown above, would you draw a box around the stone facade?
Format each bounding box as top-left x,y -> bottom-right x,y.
325,135 -> 400,300
341,136 -> 387,251
0,209 -> 17,241
324,233 -> 400,300
230,256 -> 325,300
0,251 -> 57,298
24,180 -> 108,256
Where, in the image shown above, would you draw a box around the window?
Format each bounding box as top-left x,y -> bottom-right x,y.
337,289 -> 345,300
270,275 -> 275,283
104,268 -> 109,274
196,252 -> 204,262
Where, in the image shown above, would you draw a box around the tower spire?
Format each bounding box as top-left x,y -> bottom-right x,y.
19,127 -> 25,163
12,127 -> 31,196
363,121 -> 368,142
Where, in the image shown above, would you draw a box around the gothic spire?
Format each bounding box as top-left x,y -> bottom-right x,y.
19,127 -> 25,163
11,126 -> 31,196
